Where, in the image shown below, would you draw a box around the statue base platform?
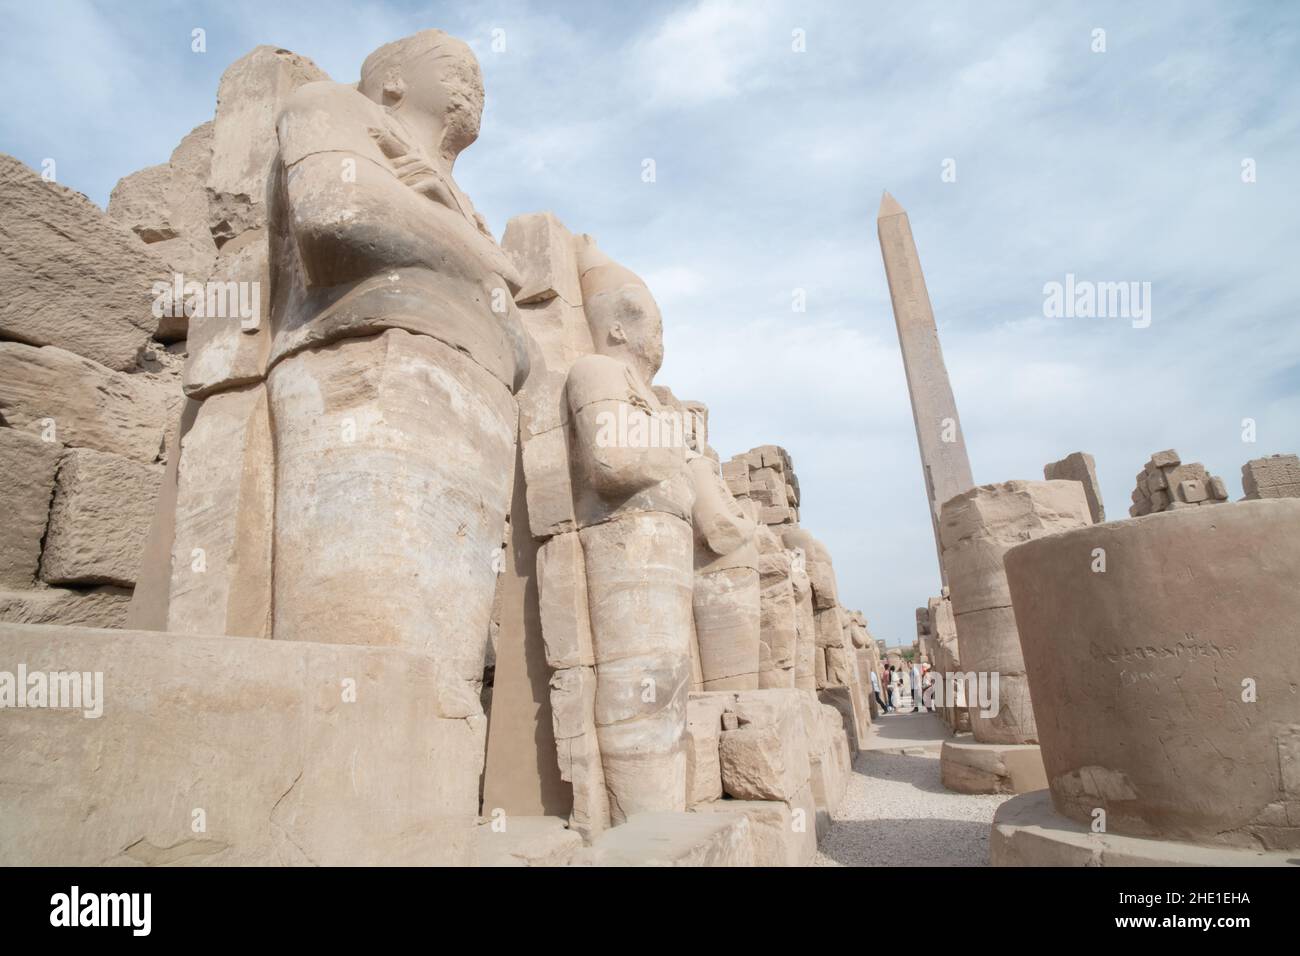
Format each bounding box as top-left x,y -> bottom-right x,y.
0,622 -> 485,866
991,790 -> 1297,866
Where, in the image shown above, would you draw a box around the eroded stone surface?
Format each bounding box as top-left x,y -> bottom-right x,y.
0,429 -> 61,588
40,448 -> 163,588
1006,500 -> 1300,850
0,343 -> 175,464
168,384 -> 273,638
0,623 -> 484,866
0,154 -> 168,367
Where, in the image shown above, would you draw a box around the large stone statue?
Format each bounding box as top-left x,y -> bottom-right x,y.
755,525 -> 798,689
565,237 -> 694,822
266,29 -> 528,684
788,544 -> 818,690
683,411 -> 761,692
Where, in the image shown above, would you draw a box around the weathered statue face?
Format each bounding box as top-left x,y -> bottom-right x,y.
599,284 -> 664,381
401,43 -> 483,155
359,30 -> 484,161
576,235 -> 666,383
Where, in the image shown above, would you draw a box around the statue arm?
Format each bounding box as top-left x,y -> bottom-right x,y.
283,151 -> 472,286
567,357 -> 682,498
276,85 -> 520,289
690,460 -> 756,556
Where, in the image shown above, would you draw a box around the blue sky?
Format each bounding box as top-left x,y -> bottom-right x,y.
3,0 -> 1298,645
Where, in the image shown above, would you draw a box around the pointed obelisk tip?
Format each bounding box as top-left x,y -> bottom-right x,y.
878,190 -> 904,219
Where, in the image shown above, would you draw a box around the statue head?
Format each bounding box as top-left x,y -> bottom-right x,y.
575,235 -> 665,383
359,30 -> 484,164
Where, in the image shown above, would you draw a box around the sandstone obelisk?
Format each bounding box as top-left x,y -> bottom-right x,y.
878,192 -> 973,585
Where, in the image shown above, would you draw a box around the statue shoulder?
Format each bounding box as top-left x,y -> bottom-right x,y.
566,354 -> 634,411
275,81 -> 389,167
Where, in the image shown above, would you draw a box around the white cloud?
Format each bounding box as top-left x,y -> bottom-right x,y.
631,0 -> 780,106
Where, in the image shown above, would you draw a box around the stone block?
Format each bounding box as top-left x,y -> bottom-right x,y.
939,738 -> 1047,795
692,785 -> 816,866
182,232 -> 271,398
0,343 -> 175,464
108,122 -> 218,301
1242,454 -> 1300,500
718,689 -> 811,802
475,816 -> 583,867
167,384 -> 273,638
40,448 -> 163,588
0,623 -> 484,865
0,586 -> 131,629
818,685 -> 862,754
685,695 -> 724,806
1151,449 -> 1180,468
522,426 -> 576,537
939,480 -> 1091,616
536,531 -> 594,669
502,211 -> 582,307
1043,452 -> 1106,523
0,429 -> 61,588
578,811 -> 754,866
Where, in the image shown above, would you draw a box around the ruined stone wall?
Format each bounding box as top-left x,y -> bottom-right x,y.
1241,453 -> 1300,500
0,154 -> 184,629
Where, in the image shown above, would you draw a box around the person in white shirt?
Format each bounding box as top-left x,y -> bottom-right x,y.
868,666 -> 887,713
910,661 -> 924,713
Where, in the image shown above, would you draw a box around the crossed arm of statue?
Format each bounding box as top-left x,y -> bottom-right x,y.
690,456 -> 757,558
567,354 -> 685,499
275,81 -> 518,290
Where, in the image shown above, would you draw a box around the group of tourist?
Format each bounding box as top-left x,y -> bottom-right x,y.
868,660 -> 934,714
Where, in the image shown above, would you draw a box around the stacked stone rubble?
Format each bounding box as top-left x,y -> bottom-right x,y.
1129,449 -> 1228,516
723,445 -> 800,527
682,688 -> 851,864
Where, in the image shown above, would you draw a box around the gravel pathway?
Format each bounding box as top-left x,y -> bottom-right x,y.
814,745 -> 1015,867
